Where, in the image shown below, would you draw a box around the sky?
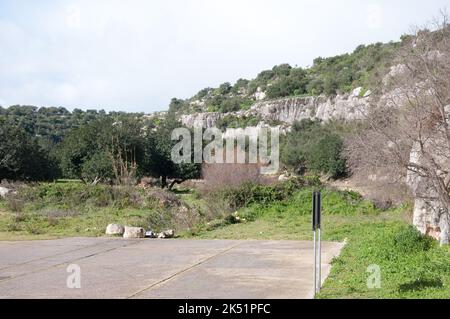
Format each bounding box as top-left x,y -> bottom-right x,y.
0,0 -> 448,113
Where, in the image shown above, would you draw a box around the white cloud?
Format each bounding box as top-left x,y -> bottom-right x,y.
0,0 -> 449,112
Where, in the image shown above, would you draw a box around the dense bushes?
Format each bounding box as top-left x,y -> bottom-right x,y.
214,176 -> 321,211
15,182 -> 148,210
215,114 -> 261,130
281,120 -> 346,178
393,226 -> 434,254
10,182 -> 194,213
266,67 -> 308,99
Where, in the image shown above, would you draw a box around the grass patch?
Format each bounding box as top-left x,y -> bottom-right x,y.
318,225 -> 450,299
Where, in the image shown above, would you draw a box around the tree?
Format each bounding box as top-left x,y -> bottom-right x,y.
219,97 -> 243,113
281,120 -> 346,178
168,98 -> 185,113
107,117 -> 145,185
0,119 -> 58,181
345,16 -> 450,244
218,82 -> 232,95
59,116 -> 145,184
232,78 -> 249,94
272,63 -> 292,77
59,118 -> 109,183
80,152 -> 113,185
144,116 -> 200,189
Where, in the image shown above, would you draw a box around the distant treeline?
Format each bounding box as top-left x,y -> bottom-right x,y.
0,105 -> 147,143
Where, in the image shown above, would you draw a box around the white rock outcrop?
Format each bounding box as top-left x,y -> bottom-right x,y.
180,90 -> 370,129
180,112 -> 223,128
406,140 -> 450,245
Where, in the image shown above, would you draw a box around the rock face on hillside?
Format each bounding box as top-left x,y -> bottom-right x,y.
180,88 -> 370,129
180,112 -> 223,128
406,139 -> 450,245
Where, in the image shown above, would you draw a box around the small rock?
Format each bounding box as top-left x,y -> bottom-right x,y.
351,87 -> 362,97
157,229 -> 175,239
0,187 -> 11,198
106,223 -> 125,236
123,226 -> 146,239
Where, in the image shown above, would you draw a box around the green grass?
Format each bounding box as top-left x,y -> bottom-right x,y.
318,224 -> 450,299
181,187 -> 450,299
0,182 -> 199,240
0,204 -> 170,239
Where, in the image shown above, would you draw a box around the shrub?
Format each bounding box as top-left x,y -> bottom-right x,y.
393,226 -> 433,254
12,183 -> 154,210
202,163 -> 261,190
212,177 -> 318,211
281,120 -> 346,178
24,222 -> 43,235
6,221 -> 22,232
5,195 -> 24,212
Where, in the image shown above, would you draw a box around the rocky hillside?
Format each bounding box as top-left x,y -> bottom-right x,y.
168,41 -> 397,119
165,40 -> 401,131
180,87 -> 370,130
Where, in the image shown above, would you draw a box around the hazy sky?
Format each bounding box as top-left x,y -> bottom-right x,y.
0,0 -> 448,113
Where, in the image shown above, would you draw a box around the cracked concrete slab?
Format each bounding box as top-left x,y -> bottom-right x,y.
0,238 -> 344,299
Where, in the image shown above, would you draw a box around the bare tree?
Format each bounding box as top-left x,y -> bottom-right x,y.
346,13 -> 450,244
108,138 -> 138,186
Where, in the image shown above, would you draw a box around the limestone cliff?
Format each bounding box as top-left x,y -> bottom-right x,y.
180,87 -> 370,129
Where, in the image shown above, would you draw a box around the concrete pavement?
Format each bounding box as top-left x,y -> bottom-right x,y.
0,238 -> 344,299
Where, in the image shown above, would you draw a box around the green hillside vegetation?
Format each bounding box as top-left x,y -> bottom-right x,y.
169,41 -> 399,114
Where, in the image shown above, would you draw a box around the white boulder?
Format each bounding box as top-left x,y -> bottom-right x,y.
123,226 -> 146,239
0,187 -> 11,198
105,224 -> 125,236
